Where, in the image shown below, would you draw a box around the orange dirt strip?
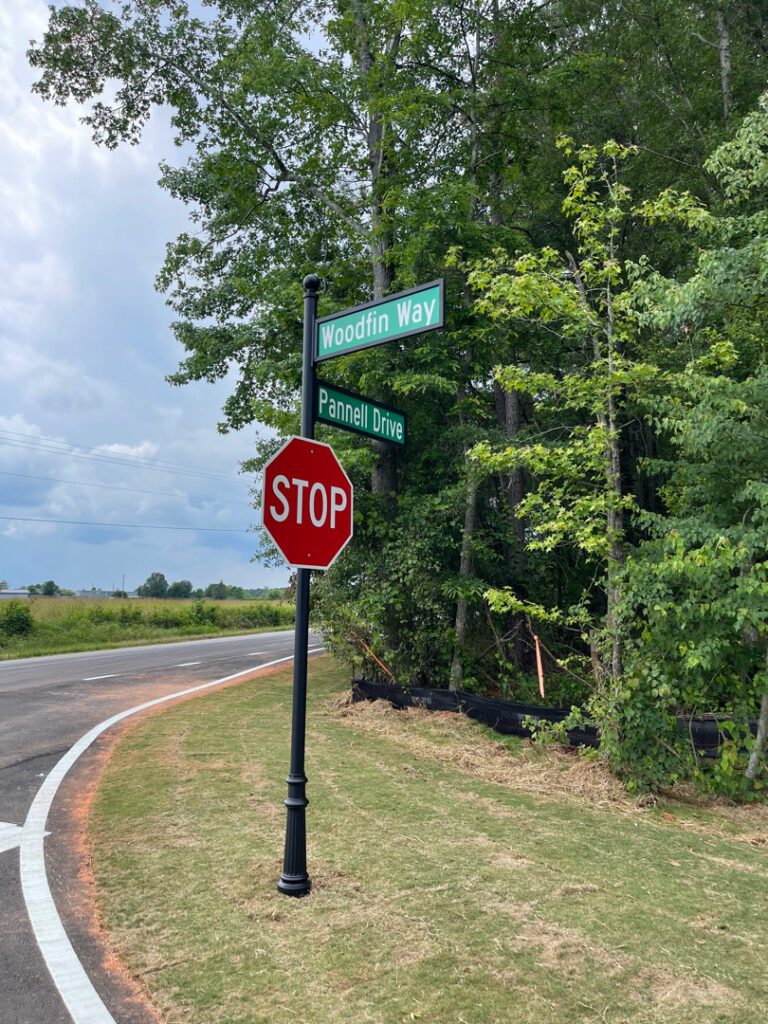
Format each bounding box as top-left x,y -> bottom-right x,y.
47,659 -> 308,1024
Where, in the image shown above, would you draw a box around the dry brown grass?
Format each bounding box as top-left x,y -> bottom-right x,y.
332,699 -> 632,807
334,699 -> 768,842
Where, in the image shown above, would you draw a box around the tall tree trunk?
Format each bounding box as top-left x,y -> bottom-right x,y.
494,379 -> 527,669
745,653 -> 768,783
497,383 -> 526,547
716,6 -> 732,131
371,439 -> 396,498
567,250 -> 625,682
352,2 -> 399,496
449,463 -> 478,691
604,384 -> 624,682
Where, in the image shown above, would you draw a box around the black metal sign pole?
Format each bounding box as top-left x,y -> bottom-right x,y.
277,273 -> 320,898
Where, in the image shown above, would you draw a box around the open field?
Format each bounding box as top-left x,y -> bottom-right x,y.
0,597 -> 294,659
89,657 -> 768,1024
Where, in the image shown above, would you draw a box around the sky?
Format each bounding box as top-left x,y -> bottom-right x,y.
0,0 -> 289,592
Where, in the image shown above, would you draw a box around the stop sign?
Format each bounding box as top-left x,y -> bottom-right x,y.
261,436 -> 354,569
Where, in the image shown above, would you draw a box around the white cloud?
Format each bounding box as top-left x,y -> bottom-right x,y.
0,2 -> 285,589
0,335 -> 110,412
0,413 -> 275,590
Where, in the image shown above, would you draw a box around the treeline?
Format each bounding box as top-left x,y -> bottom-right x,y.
30,0 -> 768,794
26,581 -> 74,596
0,596 -> 294,655
15,577 -> 288,601
134,572 -> 288,601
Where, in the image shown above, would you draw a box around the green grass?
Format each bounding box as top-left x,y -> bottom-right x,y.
0,597 -> 294,659
90,658 -> 768,1024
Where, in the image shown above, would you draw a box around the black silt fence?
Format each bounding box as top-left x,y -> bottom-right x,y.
351,679 -> 756,753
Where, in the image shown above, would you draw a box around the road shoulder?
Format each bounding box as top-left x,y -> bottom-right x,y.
37,657 -> 311,1024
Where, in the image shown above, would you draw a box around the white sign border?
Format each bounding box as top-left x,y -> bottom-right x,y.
261,435 -> 354,571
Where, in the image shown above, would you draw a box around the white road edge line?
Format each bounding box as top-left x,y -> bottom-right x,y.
82,675 -> 118,681
175,661 -> 201,667
21,646 -> 324,1024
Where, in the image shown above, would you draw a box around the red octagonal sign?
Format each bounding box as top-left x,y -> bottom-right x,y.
262,436 -> 354,570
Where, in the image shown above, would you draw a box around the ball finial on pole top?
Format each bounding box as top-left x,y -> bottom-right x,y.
303,273 -> 321,294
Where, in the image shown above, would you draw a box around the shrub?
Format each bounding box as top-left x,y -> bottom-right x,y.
148,608 -> 187,629
86,605 -> 118,625
118,606 -> 142,625
190,600 -> 218,626
0,600 -> 34,637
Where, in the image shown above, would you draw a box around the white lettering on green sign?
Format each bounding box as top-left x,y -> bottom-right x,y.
317,385 -> 405,445
315,282 -> 443,361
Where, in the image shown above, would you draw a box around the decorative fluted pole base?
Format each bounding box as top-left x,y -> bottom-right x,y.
277,771 -> 311,897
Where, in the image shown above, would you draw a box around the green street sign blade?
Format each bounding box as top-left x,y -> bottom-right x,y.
315,279 -> 444,363
314,381 -> 407,446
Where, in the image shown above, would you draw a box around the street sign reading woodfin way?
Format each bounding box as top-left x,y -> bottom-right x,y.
315,380 -> 407,446
315,280 -> 444,362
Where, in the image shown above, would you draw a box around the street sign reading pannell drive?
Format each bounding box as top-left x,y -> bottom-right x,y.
315,380 -> 407,446
262,436 -> 353,570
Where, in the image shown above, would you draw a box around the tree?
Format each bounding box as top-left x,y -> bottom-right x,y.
137,572 -> 169,598
614,94 -> 768,793
28,0 -> 768,725
616,364 -> 768,794
464,139 -> 671,688
205,581 -> 228,600
41,580 -> 60,596
167,580 -> 193,599
0,579 -> 8,590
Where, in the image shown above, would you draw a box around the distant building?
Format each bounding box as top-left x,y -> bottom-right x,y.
0,589 -> 30,600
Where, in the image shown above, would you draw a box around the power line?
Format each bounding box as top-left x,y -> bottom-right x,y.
0,470 -> 252,507
0,514 -> 253,533
0,432 -> 239,479
0,436 -> 242,483
0,428 -> 241,477
0,428 -> 243,479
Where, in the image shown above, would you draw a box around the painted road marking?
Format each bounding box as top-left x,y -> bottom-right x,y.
82,674 -> 118,681
215,654 -> 270,662
1,821 -> 49,855
0,821 -> 23,854
220,649 -> 322,662
20,647 -> 324,1024
175,661 -> 201,667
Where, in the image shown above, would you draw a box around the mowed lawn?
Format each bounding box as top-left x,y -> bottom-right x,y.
90,657 -> 768,1024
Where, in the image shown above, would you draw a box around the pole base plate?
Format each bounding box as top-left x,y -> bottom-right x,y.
277,873 -> 312,898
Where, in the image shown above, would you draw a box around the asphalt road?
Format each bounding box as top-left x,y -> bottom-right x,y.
0,629 -> 312,1024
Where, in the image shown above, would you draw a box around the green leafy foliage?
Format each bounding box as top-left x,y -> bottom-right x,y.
0,600 -> 34,641
27,1 -> 768,793
136,572 -> 169,599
